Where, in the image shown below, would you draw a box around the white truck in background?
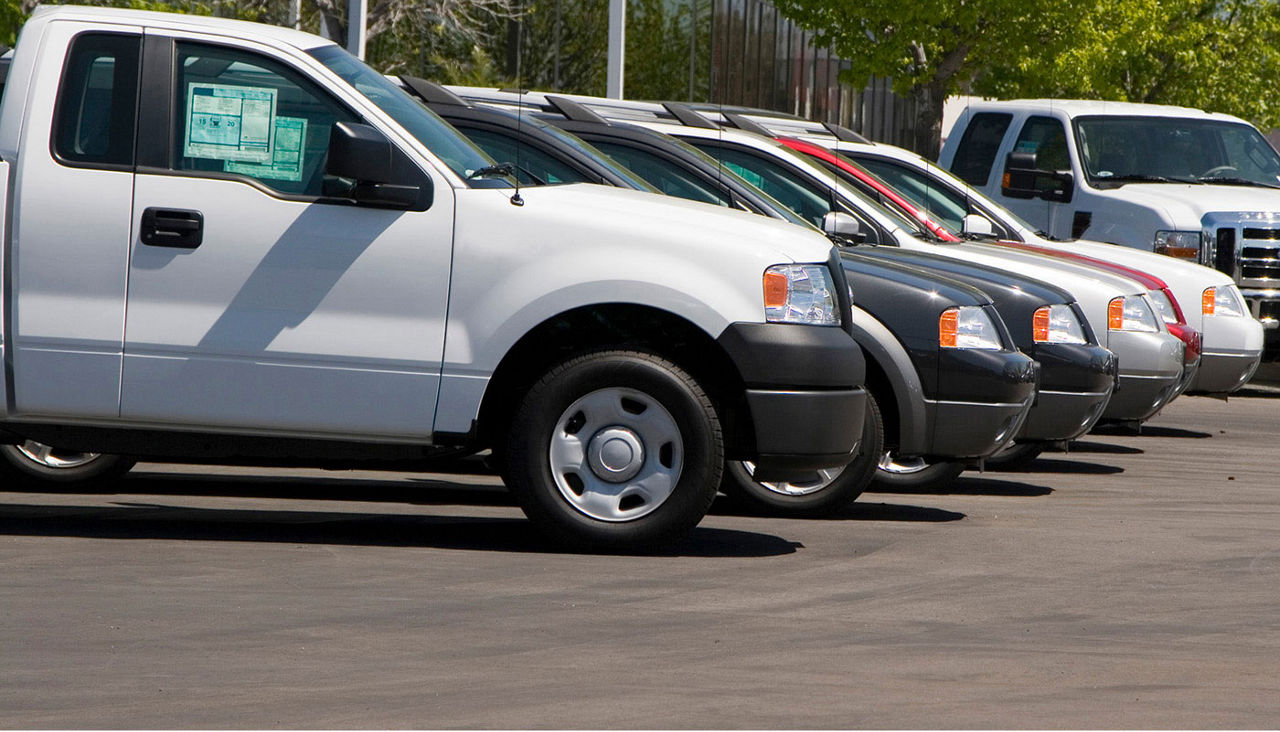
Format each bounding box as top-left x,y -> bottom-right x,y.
941,100 -> 1280,355
0,5 -> 867,549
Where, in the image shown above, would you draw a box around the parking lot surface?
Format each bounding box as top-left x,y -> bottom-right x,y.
3,391 -> 1280,729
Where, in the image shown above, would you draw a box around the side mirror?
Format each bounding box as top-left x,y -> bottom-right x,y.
1002,149 -> 1074,203
327,121 -> 428,210
962,213 -> 995,237
822,211 -> 866,243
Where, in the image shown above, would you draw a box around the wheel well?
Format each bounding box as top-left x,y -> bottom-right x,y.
862,355 -> 899,453
476,304 -> 752,458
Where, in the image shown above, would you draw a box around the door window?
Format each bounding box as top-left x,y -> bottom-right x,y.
172,42 -> 358,196
590,141 -> 729,206
950,112 -> 1012,186
52,33 -> 141,168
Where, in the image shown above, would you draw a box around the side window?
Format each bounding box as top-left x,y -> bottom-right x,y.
52,33 -> 141,168
173,42 -> 359,196
591,141 -> 729,206
857,158 -> 970,233
950,112 -> 1012,186
1013,116 -> 1071,171
690,142 -> 829,226
458,126 -> 591,185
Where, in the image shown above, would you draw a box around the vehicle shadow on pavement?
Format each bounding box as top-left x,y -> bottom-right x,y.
1003,458 -> 1124,475
866,477 -> 1051,497
710,497 -> 965,522
0,501 -> 800,558
116,472 -> 519,506
1091,424 -> 1212,439
1065,440 -> 1144,455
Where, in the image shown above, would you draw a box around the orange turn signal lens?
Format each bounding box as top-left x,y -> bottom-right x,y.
1032,306 -> 1050,342
939,308 -> 958,348
1107,297 -> 1125,330
1202,287 -> 1216,316
763,271 -> 789,309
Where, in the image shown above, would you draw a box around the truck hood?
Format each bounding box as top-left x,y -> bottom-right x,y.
496,183 -> 835,264
1097,183 -> 1280,226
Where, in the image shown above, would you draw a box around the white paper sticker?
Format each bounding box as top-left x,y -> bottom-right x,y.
225,116 -> 307,182
184,83 -> 277,163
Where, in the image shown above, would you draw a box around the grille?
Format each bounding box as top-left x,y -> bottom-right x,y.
1235,226 -> 1280,286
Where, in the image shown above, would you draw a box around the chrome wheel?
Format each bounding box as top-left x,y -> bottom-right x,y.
548,386 -> 683,522
737,461 -> 846,496
8,441 -> 102,469
878,452 -> 930,475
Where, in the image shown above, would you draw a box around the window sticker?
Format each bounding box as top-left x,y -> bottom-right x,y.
224,116 -> 307,182
184,82 -> 277,162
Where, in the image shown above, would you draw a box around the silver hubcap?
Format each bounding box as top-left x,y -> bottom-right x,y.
549,387 -> 683,522
877,452 -> 930,475
10,441 -> 102,469
739,461 -> 845,496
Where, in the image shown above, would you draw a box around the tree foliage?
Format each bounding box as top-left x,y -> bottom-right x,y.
771,0 -> 1280,155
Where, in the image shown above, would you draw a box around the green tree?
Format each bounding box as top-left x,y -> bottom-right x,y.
979,0 -> 1280,131
770,0 -> 1085,156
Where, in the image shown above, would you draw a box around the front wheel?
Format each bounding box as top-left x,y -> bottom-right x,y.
503,350 -> 722,550
723,392 -> 883,515
872,453 -> 964,492
0,441 -> 135,487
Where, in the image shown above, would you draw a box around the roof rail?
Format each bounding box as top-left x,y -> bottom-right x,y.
545,95 -> 610,124
662,102 -> 719,129
722,112 -> 774,137
400,76 -> 470,107
822,122 -> 872,144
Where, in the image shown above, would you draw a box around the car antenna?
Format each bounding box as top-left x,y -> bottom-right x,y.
510,19 -> 526,206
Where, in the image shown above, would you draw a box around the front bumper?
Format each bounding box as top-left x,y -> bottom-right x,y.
717,322 -> 866,479
926,349 -> 1039,459
1019,342 -> 1117,441
1190,350 -> 1261,393
1103,330 -> 1185,421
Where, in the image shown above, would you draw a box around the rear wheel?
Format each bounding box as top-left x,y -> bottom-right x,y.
0,441 -> 135,487
503,350 -> 721,550
724,392 -> 882,515
872,453 -> 964,492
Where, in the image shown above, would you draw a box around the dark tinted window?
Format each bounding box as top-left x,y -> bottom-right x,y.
950,112 -> 1012,186
591,141 -> 728,205
459,126 -> 591,185
53,33 -> 141,167
1013,116 -> 1071,170
689,142 -> 829,225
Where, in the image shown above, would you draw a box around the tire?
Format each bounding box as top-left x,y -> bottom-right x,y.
983,441 -> 1046,471
0,441 -> 135,487
872,453 -> 964,492
723,391 -> 883,515
503,350 -> 722,551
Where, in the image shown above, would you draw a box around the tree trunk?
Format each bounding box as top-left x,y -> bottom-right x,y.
911,78 -> 945,159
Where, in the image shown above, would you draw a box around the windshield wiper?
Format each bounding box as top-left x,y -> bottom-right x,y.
466,163 -> 517,180
1198,176 -> 1280,189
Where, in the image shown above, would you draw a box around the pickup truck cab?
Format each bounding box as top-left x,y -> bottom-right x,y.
0,6 -> 867,549
940,100 -> 1280,354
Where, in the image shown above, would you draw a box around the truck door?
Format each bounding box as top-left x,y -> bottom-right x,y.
7,25 -> 142,419
121,35 -> 453,439
1000,116 -> 1077,240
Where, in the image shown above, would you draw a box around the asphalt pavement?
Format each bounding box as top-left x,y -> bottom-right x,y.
2,390 -> 1279,728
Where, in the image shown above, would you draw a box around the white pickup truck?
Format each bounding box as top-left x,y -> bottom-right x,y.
940,100 -> 1280,354
0,6 -> 867,549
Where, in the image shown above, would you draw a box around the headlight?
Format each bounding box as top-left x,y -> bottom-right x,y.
763,264 -> 840,325
1202,285 -> 1246,317
1147,289 -> 1179,324
940,306 -> 1002,349
1153,230 -> 1201,260
1107,295 -> 1160,332
1032,304 -> 1087,344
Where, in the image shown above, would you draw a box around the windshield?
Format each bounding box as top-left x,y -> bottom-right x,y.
531,119 -> 659,191
309,45 -> 507,186
1075,115 -> 1280,186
